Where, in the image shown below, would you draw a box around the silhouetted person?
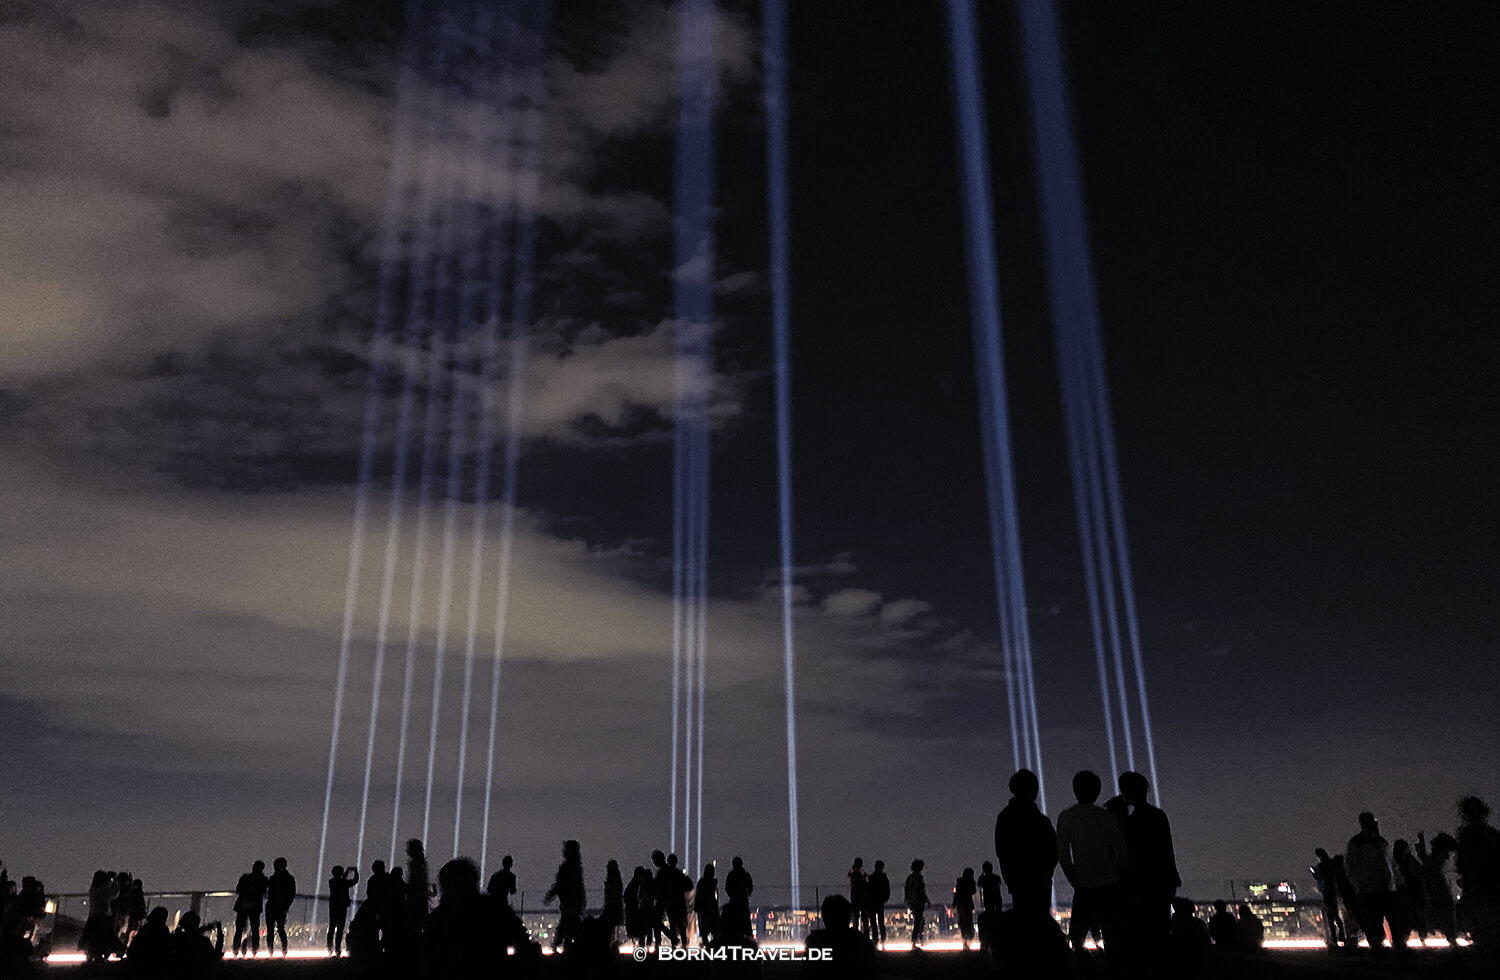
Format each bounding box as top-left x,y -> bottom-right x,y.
953,868 -> 976,947
1416,831 -> 1459,945
406,838 -> 431,934
263,857 -> 294,956
1457,795 -> 1500,952
1345,811 -> 1397,951
1168,898 -> 1210,976
363,859 -> 393,952
904,859 -> 929,949
1110,771 -> 1180,974
1056,770 -> 1127,953
848,858 -> 869,938
722,856 -> 755,945
804,893 -> 877,979
605,859 -> 625,934
867,860 -> 890,947
1207,899 -> 1238,949
385,866 -> 410,954
1392,839 -> 1426,942
664,853 -> 691,947
624,866 -> 651,947
995,768 -> 1058,917
488,855 -> 518,909
112,872 -> 134,944
121,875 -> 146,946
977,861 -> 1002,913
424,857 -> 537,975
1312,848 -> 1346,947
233,860 -> 268,956
82,869 -> 119,963
650,850 -> 671,947
327,864 -> 358,956
544,839 -> 586,952
1236,903 -> 1264,950
694,863 -> 719,946
173,910 -> 224,968
124,907 -> 171,976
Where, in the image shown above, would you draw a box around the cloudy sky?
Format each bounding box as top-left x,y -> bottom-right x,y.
3,0 -> 1498,907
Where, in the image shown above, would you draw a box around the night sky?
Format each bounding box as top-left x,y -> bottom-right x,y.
3,0 -> 1498,906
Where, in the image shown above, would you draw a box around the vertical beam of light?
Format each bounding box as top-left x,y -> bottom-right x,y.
684,442 -> 699,873
480,0 -> 551,872
761,0 -> 801,909
419,4 -> 482,845
454,0 -> 518,862
943,0 -> 1046,804
428,3 -> 510,861
1017,0 -> 1160,796
672,0 -> 717,872
693,436 -> 709,875
1055,327 -> 1120,775
391,0 -> 467,861
314,0 -> 431,930
1080,369 -> 1135,769
353,0 -> 458,881
669,435 -> 683,856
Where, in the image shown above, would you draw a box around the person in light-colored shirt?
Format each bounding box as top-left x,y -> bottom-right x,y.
1055,770 -> 1128,953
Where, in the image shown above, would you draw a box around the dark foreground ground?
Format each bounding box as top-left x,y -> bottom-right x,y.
23,949 -> 1498,980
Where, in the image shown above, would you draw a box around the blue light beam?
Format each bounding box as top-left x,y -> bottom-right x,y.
313,0 -> 432,931
761,0 -> 802,910
943,0 -> 1046,804
1017,0 -> 1161,797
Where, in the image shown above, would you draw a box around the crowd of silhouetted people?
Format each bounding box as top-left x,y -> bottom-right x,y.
5,781 -> 1500,977
1308,795 -> 1500,955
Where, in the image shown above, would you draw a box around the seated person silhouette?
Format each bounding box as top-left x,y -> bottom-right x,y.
804,894 -> 877,979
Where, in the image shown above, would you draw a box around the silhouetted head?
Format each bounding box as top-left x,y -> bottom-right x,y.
1072,770 -> 1102,805
1358,811 -> 1378,834
874,860 -> 884,872
731,856 -> 743,869
406,839 -> 425,860
652,850 -> 666,868
1171,899 -> 1196,917
667,853 -> 679,868
1212,899 -> 1228,913
331,866 -> 343,878
437,859 -> 480,902
252,860 -> 265,873
503,855 -> 514,869
1431,832 -> 1459,856
982,861 -> 993,874
1314,848 -> 1329,861
1008,769 -> 1040,802
1119,771 -> 1150,804
563,840 -> 581,862
702,863 -> 714,878
147,907 -> 169,928
273,857 -> 287,871
178,911 -> 202,933
392,867 -> 405,882
852,857 -> 863,869
910,859 -> 923,873
634,866 -> 648,880
962,867 -> 974,880
1459,796 -> 1492,827
1236,904 -> 1251,917
1393,839 -> 1411,859
821,893 -> 852,930
607,860 -> 619,873
372,860 -> 386,875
